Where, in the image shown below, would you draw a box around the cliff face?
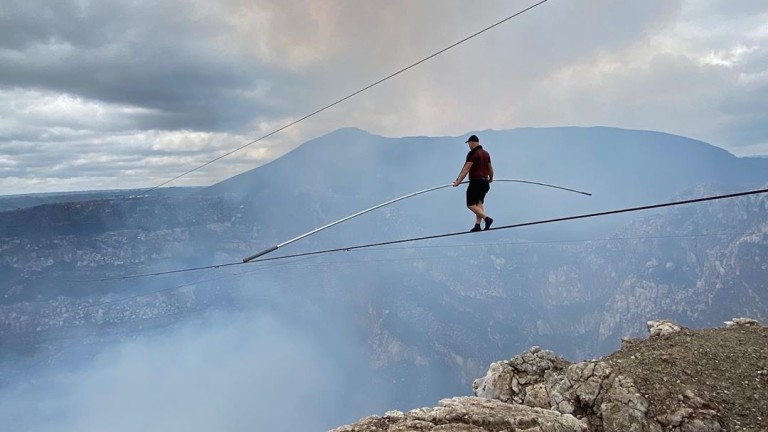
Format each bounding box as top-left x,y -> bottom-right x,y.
333,318 -> 768,432
532,189 -> 768,356
0,194 -> 246,352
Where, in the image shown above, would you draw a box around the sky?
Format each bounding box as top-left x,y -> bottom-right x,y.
1,0 -> 767,195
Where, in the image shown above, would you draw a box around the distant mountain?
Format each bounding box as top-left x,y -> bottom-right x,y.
205,126 -> 768,245
0,187 -> 201,212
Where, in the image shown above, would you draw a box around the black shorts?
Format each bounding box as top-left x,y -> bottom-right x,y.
466,180 -> 490,206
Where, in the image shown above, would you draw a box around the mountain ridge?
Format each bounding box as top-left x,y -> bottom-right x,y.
200,125 -> 768,248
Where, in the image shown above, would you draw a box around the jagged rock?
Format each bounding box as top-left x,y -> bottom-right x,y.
566,361 -> 611,408
655,390 -> 723,432
330,396 -> 587,432
656,407 -> 722,432
546,361 -> 662,431
657,407 -> 694,427
474,347 -> 665,431
523,383 -> 550,409
600,375 -> 658,432
647,320 -> 685,337
724,317 -> 760,327
472,346 -> 570,406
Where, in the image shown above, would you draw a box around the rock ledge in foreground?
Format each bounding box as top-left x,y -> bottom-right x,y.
332,318 -> 767,432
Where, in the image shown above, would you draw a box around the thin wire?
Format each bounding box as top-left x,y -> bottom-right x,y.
244,187 -> 768,261
368,231 -> 759,251
40,270 -> 238,321
70,261 -> 242,282
140,0 -> 552,194
72,187 -> 768,282
16,258 -> 323,347
19,229 -> 764,332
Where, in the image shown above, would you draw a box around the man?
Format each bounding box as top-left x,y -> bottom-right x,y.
452,134 -> 494,232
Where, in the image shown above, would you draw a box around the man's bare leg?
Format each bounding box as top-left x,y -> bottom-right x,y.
468,202 -> 493,230
468,204 -> 487,224
477,202 -> 486,223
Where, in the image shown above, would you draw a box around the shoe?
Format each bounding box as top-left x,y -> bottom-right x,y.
470,224 -> 482,232
484,217 -> 494,230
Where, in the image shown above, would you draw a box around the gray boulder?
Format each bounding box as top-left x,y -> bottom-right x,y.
330,396 -> 587,432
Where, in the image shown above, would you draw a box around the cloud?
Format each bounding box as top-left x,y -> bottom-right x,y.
1,0 -> 768,194
506,2 -> 768,152
0,0 -> 298,133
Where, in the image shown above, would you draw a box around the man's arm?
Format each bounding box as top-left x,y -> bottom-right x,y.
452,162 -> 473,187
488,161 -> 494,183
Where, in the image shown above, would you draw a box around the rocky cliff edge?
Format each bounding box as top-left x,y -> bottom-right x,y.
332,318 -> 767,432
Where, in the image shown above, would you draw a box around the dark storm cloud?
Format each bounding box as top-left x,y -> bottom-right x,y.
0,0 -> 110,50
0,0 -> 303,132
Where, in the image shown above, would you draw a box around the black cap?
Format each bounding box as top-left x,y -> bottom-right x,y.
465,134 -> 479,143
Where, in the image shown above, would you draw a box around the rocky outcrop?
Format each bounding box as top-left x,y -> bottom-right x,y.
330,397 -> 586,432
646,319 -> 686,337
472,346 -> 569,408
724,317 -> 759,328
334,318 -> 767,432
470,319 -> 758,431
471,318 -> 768,431
473,348 -> 659,431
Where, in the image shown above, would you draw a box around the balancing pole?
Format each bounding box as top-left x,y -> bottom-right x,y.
242,179 -> 591,263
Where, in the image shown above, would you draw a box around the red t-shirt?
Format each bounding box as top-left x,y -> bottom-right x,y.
466,145 -> 492,180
